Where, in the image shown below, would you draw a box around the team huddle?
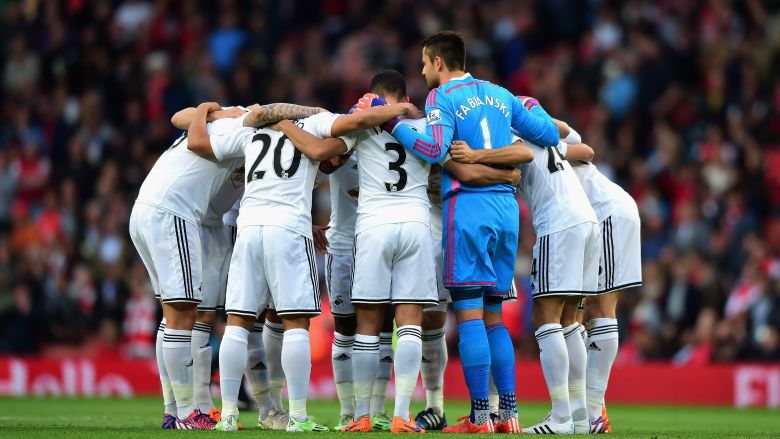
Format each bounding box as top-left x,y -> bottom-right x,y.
129,31 -> 641,434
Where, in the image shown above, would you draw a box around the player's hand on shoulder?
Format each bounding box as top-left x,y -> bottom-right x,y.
207,107 -> 245,122
398,102 -> 424,119
266,119 -> 289,131
519,95 -> 540,110
450,140 -> 478,164
244,107 -> 268,127
198,101 -> 222,112
356,93 -> 387,111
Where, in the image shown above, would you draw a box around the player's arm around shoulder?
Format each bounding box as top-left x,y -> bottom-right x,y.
560,142 -> 594,162
171,106 -> 246,130
186,102 -> 222,156
443,159 -> 521,187
449,139 -> 533,166
328,102 -> 422,137
269,119 -> 347,162
511,96 -> 560,147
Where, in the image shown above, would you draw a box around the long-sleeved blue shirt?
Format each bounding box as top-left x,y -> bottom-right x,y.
391,73 -> 559,200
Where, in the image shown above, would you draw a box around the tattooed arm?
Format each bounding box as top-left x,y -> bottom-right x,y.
170,103 -> 325,129
243,103 -> 327,128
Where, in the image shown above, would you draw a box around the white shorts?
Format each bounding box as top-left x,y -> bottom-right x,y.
198,223 -> 236,310
598,210 -> 642,293
531,222 -> 601,298
225,225 -> 320,318
351,222 -> 438,307
129,203 -> 202,304
326,253 -> 355,317
427,211 -> 450,313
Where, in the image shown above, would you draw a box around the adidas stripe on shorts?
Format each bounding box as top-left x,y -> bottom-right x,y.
129,202 -> 202,304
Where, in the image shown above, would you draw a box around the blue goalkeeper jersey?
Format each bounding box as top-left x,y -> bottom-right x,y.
391,73 -> 559,201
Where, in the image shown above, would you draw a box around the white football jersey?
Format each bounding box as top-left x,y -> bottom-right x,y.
349,118 -> 431,233
202,176 -> 244,226
135,114 -> 247,225
222,198 -> 240,228
326,154 -> 359,255
571,160 -> 636,222
517,138 -> 597,236
210,112 -> 354,239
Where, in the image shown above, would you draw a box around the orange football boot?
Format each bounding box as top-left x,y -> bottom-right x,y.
342,416 -> 372,432
603,405 -> 611,433
494,417 -> 522,433
442,416 -> 494,434
391,416 -> 425,433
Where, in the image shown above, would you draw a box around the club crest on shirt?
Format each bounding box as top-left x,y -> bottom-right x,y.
230,167 -> 245,188
427,109 -> 442,125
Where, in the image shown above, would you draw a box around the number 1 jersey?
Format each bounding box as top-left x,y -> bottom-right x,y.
210,112 -> 355,238
348,118 -> 431,234
517,137 -> 597,237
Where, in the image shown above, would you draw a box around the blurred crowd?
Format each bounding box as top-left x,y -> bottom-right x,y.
1,0 -> 779,364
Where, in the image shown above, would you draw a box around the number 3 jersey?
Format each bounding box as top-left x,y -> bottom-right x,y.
347,118 -> 431,234
517,137 -> 597,237
210,112 -> 355,238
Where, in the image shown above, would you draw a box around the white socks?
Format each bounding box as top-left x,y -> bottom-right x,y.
282,328 -> 312,422
564,323 -> 588,423
156,319 -> 176,416
191,321 -> 214,412
219,325 -> 249,418
352,334 -> 380,419
246,322 -> 272,420
421,328 -> 447,416
163,327 -> 195,419
535,323 -> 571,424
263,321 -> 286,411
371,332 -> 393,416
586,318 -> 619,422
332,332 -> 355,416
394,326 -> 422,421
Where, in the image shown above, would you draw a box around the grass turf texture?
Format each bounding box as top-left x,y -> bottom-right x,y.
0,397 -> 777,438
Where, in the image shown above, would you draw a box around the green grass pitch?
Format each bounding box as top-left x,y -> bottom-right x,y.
0,397 -> 778,438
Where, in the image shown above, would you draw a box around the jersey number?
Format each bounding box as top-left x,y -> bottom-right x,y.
547,147 -> 567,174
247,133 -> 302,183
384,142 -> 407,192
479,117 -> 493,149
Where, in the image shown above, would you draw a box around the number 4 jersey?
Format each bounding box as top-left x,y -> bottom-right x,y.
516,137 -> 597,237
347,118 -> 432,234
210,112 -> 355,238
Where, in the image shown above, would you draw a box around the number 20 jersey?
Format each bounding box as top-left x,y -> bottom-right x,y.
517,137 -> 597,237
348,118 -> 431,234
210,112 -> 354,238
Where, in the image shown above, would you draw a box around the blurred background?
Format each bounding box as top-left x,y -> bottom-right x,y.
1,0 -> 779,403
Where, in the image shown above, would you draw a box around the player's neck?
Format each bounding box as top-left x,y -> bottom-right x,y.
439,70 -> 467,86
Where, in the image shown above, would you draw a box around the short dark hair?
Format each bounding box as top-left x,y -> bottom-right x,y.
421,30 -> 465,71
369,69 -> 407,100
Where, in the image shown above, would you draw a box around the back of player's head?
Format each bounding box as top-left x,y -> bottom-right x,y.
421,31 -> 465,71
369,69 -> 407,101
